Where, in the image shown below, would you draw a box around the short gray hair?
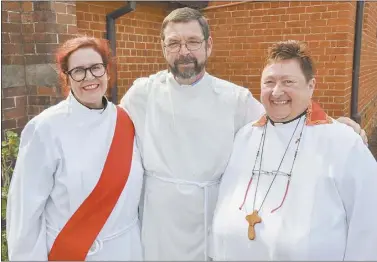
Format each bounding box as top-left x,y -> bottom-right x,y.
161,7 -> 210,41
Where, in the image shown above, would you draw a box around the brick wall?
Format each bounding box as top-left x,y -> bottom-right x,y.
1,1 -> 76,137
359,2 -> 377,158
204,1 -> 357,118
76,1 -> 167,100
2,0 -> 377,155
2,1 -> 27,136
202,1 -> 377,157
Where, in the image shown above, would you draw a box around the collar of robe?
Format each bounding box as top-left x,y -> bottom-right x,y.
253,100 -> 333,127
172,71 -> 205,86
166,71 -> 213,97
70,90 -> 108,112
67,91 -> 110,120
268,109 -> 307,126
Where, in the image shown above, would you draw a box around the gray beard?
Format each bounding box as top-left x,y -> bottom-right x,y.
170,62 -> 204,79
169,54 -> 207,80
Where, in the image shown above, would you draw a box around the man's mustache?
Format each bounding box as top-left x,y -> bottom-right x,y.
175,56 -> 197,65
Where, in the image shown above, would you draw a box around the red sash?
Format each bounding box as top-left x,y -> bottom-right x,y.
48,106 -> 135,261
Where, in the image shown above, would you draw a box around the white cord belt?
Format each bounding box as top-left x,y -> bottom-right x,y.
47,216 -> 138,256
146,171 -> 220,261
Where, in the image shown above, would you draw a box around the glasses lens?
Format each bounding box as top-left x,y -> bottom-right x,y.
71,68 -> 85,81
186,41 -> 202,51
166,43 -> 180,53
91,64 -> 106,77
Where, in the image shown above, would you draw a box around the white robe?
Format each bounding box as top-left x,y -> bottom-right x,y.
211,116 -> 377,260
6,93 -> 144,261
120,70 -> 265,260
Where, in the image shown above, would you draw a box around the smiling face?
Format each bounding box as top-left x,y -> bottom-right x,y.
260,59 -> 315,122
67,47 -> 108,108
162,20 -> 212,84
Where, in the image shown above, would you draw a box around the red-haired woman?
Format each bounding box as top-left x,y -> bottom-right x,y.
6,36 -> 144,261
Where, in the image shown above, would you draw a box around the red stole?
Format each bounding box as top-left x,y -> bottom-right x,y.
48,106 -> 135,261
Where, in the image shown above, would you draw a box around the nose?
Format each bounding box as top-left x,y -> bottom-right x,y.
178,43 -> 190,55
271,83 -> 284,97
84,68 -> 96,80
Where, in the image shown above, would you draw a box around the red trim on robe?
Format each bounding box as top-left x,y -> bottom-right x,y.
48,106 -> 135,261
305,101 -> 333,126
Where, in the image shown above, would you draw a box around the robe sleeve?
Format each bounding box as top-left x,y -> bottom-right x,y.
234,88 -> 265,133
120,92 -> 147,228
119,87 -> 133,117
132,139 -> 146,225
6,120 -> 57,260
337,138 -> 377,260
119,77 -> 150,123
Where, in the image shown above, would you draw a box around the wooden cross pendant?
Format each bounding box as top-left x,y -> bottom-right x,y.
245,210 -> 262,240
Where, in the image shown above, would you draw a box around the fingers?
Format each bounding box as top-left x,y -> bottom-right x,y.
357,124 -> 361,135
337,116 -> 353,126
355,124 -> 368,145
351,123 -> 368,145
360,129 -> 368,145
336,116 -> 368,145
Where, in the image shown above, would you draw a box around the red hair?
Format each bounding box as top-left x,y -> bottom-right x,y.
55,36 -> 116,96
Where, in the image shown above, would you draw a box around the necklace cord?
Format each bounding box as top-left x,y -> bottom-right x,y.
239,116 -> 305,213
239,125 -> 265,210
271,121 -> 306,213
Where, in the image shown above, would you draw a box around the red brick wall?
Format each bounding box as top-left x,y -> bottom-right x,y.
76,1 -> 167,100
2,1 -> 28,135
359,2 -> 377,157
2,1 -> 25,65
204,1 -> 357,118
2,1 -> 376,155
1,1 -> 76,136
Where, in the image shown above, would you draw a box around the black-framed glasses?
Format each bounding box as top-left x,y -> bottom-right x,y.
65,63 -> 106,82
163,39 -> 206,53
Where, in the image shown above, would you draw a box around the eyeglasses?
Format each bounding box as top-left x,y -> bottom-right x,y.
164,39 -> 206,53
66,63 -> 106,82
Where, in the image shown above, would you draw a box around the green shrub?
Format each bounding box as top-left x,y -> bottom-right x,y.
1,130 -> 20,261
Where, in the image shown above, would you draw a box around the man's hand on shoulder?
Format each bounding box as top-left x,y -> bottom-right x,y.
336,116 -> 368,145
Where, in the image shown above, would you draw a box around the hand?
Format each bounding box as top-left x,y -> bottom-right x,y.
336,116 -> 368,145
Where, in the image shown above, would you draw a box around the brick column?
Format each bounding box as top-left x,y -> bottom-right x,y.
1,1 -> 78,137
2,1 -> 27,137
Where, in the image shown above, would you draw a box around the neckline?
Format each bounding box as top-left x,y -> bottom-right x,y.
67,91 -> 110,116
253,101 -> 333,127
167,71 -> 210,90
268,109 -> 307,126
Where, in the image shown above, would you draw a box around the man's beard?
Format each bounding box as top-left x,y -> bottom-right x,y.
169,55 -> 207,79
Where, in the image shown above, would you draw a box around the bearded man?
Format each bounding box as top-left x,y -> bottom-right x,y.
120,7 -> 368,261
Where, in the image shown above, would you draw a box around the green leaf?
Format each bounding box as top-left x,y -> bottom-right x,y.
1,130 -> 19,261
